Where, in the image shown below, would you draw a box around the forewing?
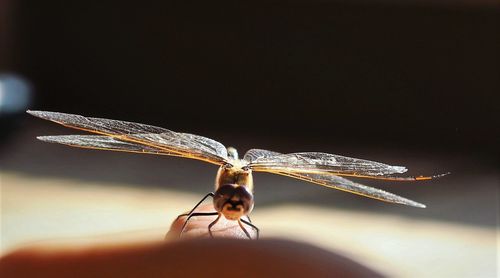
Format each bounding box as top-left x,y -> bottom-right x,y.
28,110 -> 228,165
28,110 -> 170,135
271,170 -> 425,208
37,135 -> 183,157
243,149 -> 281,162
250,152 -> 407,177
127,132 -> 228,163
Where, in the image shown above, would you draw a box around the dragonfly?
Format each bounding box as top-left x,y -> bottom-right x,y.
27,110 -> 447,240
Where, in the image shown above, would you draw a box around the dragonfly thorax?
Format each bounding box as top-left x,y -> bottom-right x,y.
215,161 -> 253,188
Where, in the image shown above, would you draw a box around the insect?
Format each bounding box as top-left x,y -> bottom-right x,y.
28,110 -> 447,240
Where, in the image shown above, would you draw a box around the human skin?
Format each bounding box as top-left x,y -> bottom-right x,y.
0,204 -> 381,277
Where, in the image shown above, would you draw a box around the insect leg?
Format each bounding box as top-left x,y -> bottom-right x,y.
208,213 -> 222,238
180,212 -> 219,238
238,219 -> 253,240
174,192 -> 215,222
240,218 -> 259,240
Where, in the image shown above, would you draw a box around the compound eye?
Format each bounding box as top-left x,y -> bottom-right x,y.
224,163 -> 234,169
216,184 -> 236,197
235,186 -> 253,202
241,165 -> 251,171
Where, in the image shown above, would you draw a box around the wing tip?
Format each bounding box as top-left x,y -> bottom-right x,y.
36,135 -> 55,142
36,135 -> 72,143
26,109 -> 41,116
400,199 -> 426,208
414,202 -> 426,208
394,193 -> 426,208
27,110 -> 59,120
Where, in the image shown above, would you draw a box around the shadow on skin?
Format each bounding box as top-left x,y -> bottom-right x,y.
0,204 -> 381,277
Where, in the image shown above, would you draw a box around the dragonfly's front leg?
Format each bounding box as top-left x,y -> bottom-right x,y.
180,212 -> 219,238
170,192 -> 215,239
208,213 -> 222,238
173,192 -> 215,223
240,218 -> 259,240
238,219 -> 254,239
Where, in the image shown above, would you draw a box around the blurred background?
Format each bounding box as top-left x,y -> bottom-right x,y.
1,0 -> 498,277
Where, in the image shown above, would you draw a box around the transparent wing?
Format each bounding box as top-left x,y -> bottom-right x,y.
250,152 -> 407,176
128,132 -> 228,163
269,170 -> 425,208
37,135 -> 184,157
245,149 -> 426,207
250,151 -> 446,181
28,110 -> 228,165
243,148 -> 282,162
249,152 -> 431,180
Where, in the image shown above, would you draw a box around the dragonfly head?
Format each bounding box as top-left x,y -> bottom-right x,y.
213,184 -> 254,220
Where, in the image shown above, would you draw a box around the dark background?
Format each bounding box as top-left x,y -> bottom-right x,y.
2,0 -> 499,157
